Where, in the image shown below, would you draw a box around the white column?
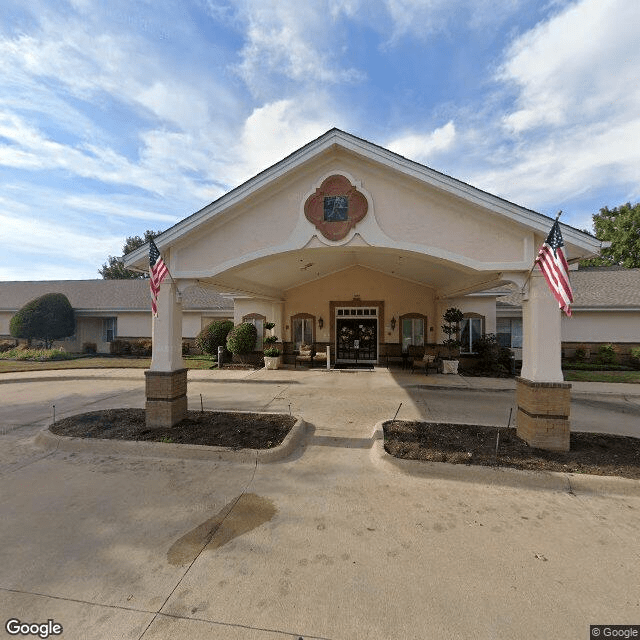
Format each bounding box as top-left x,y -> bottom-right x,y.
150,281 -> 184,372
520,273 -> 564,383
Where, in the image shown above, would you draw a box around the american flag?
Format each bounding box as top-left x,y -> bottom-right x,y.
535,219 -> 574,317
149,239 -> 169,317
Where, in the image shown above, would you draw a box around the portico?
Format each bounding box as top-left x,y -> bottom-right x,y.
124,129 -> 602,451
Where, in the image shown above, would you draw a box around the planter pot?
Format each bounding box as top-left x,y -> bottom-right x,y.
441,359 -> 459,375
264,356 -> 280,370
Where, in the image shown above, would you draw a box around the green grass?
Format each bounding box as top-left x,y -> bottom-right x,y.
563,369 -> 640,383
0,353 -> 220,373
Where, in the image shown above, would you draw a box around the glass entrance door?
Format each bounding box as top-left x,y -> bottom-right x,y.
336,318 -> 378,362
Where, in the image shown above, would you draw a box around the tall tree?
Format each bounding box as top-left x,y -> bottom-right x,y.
581,203 -> 640,268
99,230 -> 162,279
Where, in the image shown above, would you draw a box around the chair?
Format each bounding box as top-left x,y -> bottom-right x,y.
295,344 -> 327,368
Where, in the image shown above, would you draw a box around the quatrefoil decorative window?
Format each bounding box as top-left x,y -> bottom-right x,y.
304,175 -> 368,241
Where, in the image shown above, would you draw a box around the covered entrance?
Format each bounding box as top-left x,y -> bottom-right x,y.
124,128 -> 603,451
336,308 -> 378,363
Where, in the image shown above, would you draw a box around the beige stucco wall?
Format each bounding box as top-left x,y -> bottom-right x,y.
282,265 -> 436,345
118,312 -> 151,338
233,300 -> 284,331
170,148 -> 530,277
334,154 -> 527,264
0,312 -> 12,336
562,311 -> 640,343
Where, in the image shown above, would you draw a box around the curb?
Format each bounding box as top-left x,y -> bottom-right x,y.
370,421 -> 640,497
35,413 -> 307,464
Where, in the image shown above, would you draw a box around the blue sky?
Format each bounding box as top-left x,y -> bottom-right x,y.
1,0 -> 639,280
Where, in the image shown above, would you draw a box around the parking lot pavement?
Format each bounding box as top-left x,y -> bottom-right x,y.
1,369 -> 639,639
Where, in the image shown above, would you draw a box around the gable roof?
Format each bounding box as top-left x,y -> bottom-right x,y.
125,128 -> 602,270
0,280 -> 232,313
497,267 -> 640,310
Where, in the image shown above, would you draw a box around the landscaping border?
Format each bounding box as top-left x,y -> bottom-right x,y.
370,421 -> 640,497
35,411 -> 307,463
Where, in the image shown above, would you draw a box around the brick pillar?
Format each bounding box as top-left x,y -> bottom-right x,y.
517,272 -> 571,452
516,378 -> 571,452
145,369 -> 188,428
146,278 -> 187,428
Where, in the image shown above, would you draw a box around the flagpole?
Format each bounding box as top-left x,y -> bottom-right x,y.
521,210 -> 562,294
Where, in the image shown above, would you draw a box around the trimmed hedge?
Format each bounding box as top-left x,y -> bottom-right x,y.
196,320 -> 234,356
10,293 -> 75,348
226,322 -> 258,362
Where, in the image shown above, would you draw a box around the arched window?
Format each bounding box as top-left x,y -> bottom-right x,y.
460,313 -> 484,354
242,313 -> 266,350
291,313 -> 315,350
399,313 -> 426,352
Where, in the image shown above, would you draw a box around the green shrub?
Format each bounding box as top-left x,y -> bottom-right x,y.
630,347 -> 640,370
0,340 -> 16,353
130,339 -> 152,357
195,320 -> 234,356
572,346 -> 587,362
263,346 -> 281,357
110,339 -> 132,356
10,293 -> 75,348
226,322 -> 258,362
471,333 -> 512,377
597,344 -> 617,365
563,362 -> 634,372
0,347 -> 73,361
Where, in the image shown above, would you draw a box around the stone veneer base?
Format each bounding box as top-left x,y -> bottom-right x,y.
145,368 -> 188,428
515,377 -> 571,452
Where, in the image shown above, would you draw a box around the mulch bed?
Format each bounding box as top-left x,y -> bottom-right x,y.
50,409 -> 296,450
384,421 -> 640,479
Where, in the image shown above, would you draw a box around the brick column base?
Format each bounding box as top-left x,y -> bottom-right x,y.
515,377 -> 571,452
145,369 -> 188,428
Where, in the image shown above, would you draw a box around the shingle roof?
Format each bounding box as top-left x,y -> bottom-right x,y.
0,280 -> 232,312
497,267 -> 640,309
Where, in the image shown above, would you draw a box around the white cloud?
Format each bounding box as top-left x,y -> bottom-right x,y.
63,195 -> 179,224
387,121 -> 456,163
225,98 -> 343,185
499,0 -> 640,133
453,0 -> 640,220
0,211 -> 120,263
236,0 -> 364,96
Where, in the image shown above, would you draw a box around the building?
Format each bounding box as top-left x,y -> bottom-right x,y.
0,279 -> 232,353
5,129 -> 635,451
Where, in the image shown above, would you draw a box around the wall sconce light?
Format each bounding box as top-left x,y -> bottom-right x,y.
390,316 -> 396,331
318,316 -> 324,329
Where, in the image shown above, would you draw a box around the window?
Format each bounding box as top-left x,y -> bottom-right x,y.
292,315 -> 314,350
401,317 -> 424,352
460,316 -> 483,354
103,318 -> 117,342
242,314 -> 265,350
496,318 -> 522,349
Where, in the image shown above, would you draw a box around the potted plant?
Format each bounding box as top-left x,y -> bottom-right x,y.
441,307 -> 463,374
263,323 -> 281,369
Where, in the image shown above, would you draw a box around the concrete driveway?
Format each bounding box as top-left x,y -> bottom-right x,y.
1,368 -> 639,639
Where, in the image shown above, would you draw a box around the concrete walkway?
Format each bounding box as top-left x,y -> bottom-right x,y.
1,368 -> 639,639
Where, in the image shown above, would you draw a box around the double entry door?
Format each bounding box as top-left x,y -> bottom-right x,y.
336,318 -> 378,363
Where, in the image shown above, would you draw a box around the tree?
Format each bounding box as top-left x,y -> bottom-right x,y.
10,293 -> 75,348
580,203 -> 640,268
441,307 -> 463,358
99,230 -> 162,279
